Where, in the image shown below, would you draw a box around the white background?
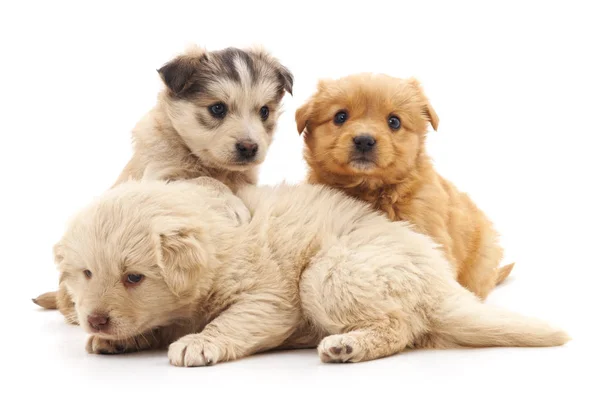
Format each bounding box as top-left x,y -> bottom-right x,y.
1,1 -> 598,408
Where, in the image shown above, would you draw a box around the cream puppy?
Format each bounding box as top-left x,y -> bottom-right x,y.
54,180 -> 569,365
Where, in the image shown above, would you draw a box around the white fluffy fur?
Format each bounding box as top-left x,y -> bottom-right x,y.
54,181 -> 569,365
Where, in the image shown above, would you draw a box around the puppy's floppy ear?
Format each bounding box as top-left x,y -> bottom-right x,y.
408,77 -> 439,131
251,47 -> 293,95
295,100 -> 313,135
424,101 -> 439,131
53,241 -> 69,285
158,50 -> 205,97
277,64 -> 294,96
296,79 -> 334,134
158,229 -> 209,296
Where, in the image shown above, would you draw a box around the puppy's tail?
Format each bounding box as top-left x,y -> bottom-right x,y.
496,262 -> 515,285
432,294 -> 570,348
32,291 -> 58,309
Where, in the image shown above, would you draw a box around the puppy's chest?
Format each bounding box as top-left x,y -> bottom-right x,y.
212,171 -> 255,192
366,190 -> 449,245
352,188 -> 411,222
165,159 -> 256,191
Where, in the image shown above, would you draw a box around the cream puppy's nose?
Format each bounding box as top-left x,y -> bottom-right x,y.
87,313 -> 110,331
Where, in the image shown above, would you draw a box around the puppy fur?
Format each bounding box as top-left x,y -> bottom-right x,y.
33,45 -> 293,321
298,74 -> 511,299
115,45 -> 293,188
55,180 -> 568,366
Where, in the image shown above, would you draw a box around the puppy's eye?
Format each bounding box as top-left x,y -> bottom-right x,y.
209,103 -> 227,119
259,106 -> 269,121
334,111 -> 348,125
388,116 -> 401,130
83,269 -> 92,279
125,274 -> 144,286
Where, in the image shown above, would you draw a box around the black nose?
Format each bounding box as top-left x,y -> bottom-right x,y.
353,135 -> 376,153
235,141 -> 259,159
87,313 -> 110,331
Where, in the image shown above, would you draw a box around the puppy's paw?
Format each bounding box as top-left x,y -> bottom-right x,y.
318,334 -> 364,363
225,195 -> 251,225
168,335 -> 223,367
86,336 -> 129,355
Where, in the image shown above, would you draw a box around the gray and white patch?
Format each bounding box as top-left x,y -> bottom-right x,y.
158,47 -> 293,101
158,46 -> 293,171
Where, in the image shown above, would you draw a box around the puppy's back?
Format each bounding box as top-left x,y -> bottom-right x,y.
237,184 -> 442,261
239,184 -> 383,232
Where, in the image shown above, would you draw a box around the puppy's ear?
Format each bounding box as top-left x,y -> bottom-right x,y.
251,47 -> 293,95
277,64 -> 294,96
408,78 -> 439,131
296,79 -> 334,134
53,242 -> 69,285
158,53 -> 204,97
424,101 -> 439,131
295,101 -> 313,135
158,229 -> 208,296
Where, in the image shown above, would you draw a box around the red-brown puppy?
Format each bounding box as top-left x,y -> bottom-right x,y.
297,74 -> 512,299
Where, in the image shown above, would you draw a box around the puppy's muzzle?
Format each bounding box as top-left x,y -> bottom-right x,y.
235,140 -> 259,161
353,135 -> 376,153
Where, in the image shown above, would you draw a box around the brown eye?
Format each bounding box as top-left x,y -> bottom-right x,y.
334,111 -> 348,125
388,115 -> 401,130
125,274 -> 144,286
259,106 -> 269,120
209,103 -> 227,119
83,269 -> 92,279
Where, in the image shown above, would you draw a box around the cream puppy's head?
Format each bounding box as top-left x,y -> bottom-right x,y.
159,46 -> 293,171
53,181 -> 233,339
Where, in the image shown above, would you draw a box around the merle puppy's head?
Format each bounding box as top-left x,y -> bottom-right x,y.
158,46 -> 293,170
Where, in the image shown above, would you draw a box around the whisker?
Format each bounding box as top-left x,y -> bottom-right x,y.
139,332 -> 150,349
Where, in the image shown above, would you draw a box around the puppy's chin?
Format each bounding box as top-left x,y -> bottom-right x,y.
221,158 -> 263,171
83,323 -> 116,338
345,151 -> 380,174
348,158 -> 378,173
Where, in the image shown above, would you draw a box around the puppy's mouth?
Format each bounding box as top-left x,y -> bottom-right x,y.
198,148 -> 263,172
86,325 -> 115,337
227,157 -> 263,170
85,323 -> 144,341
348,154 -> 377,171
82,317 -> 138,340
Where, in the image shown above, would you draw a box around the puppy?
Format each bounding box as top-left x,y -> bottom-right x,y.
33,45 -> 293,322
115,45 -> 293,188
55,180 -> 568,366
298,74 -> 511,299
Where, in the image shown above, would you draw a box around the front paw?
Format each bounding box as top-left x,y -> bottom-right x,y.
226,196 -> 251,225
86,336 -> 129,355
168,335 -> 223,367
